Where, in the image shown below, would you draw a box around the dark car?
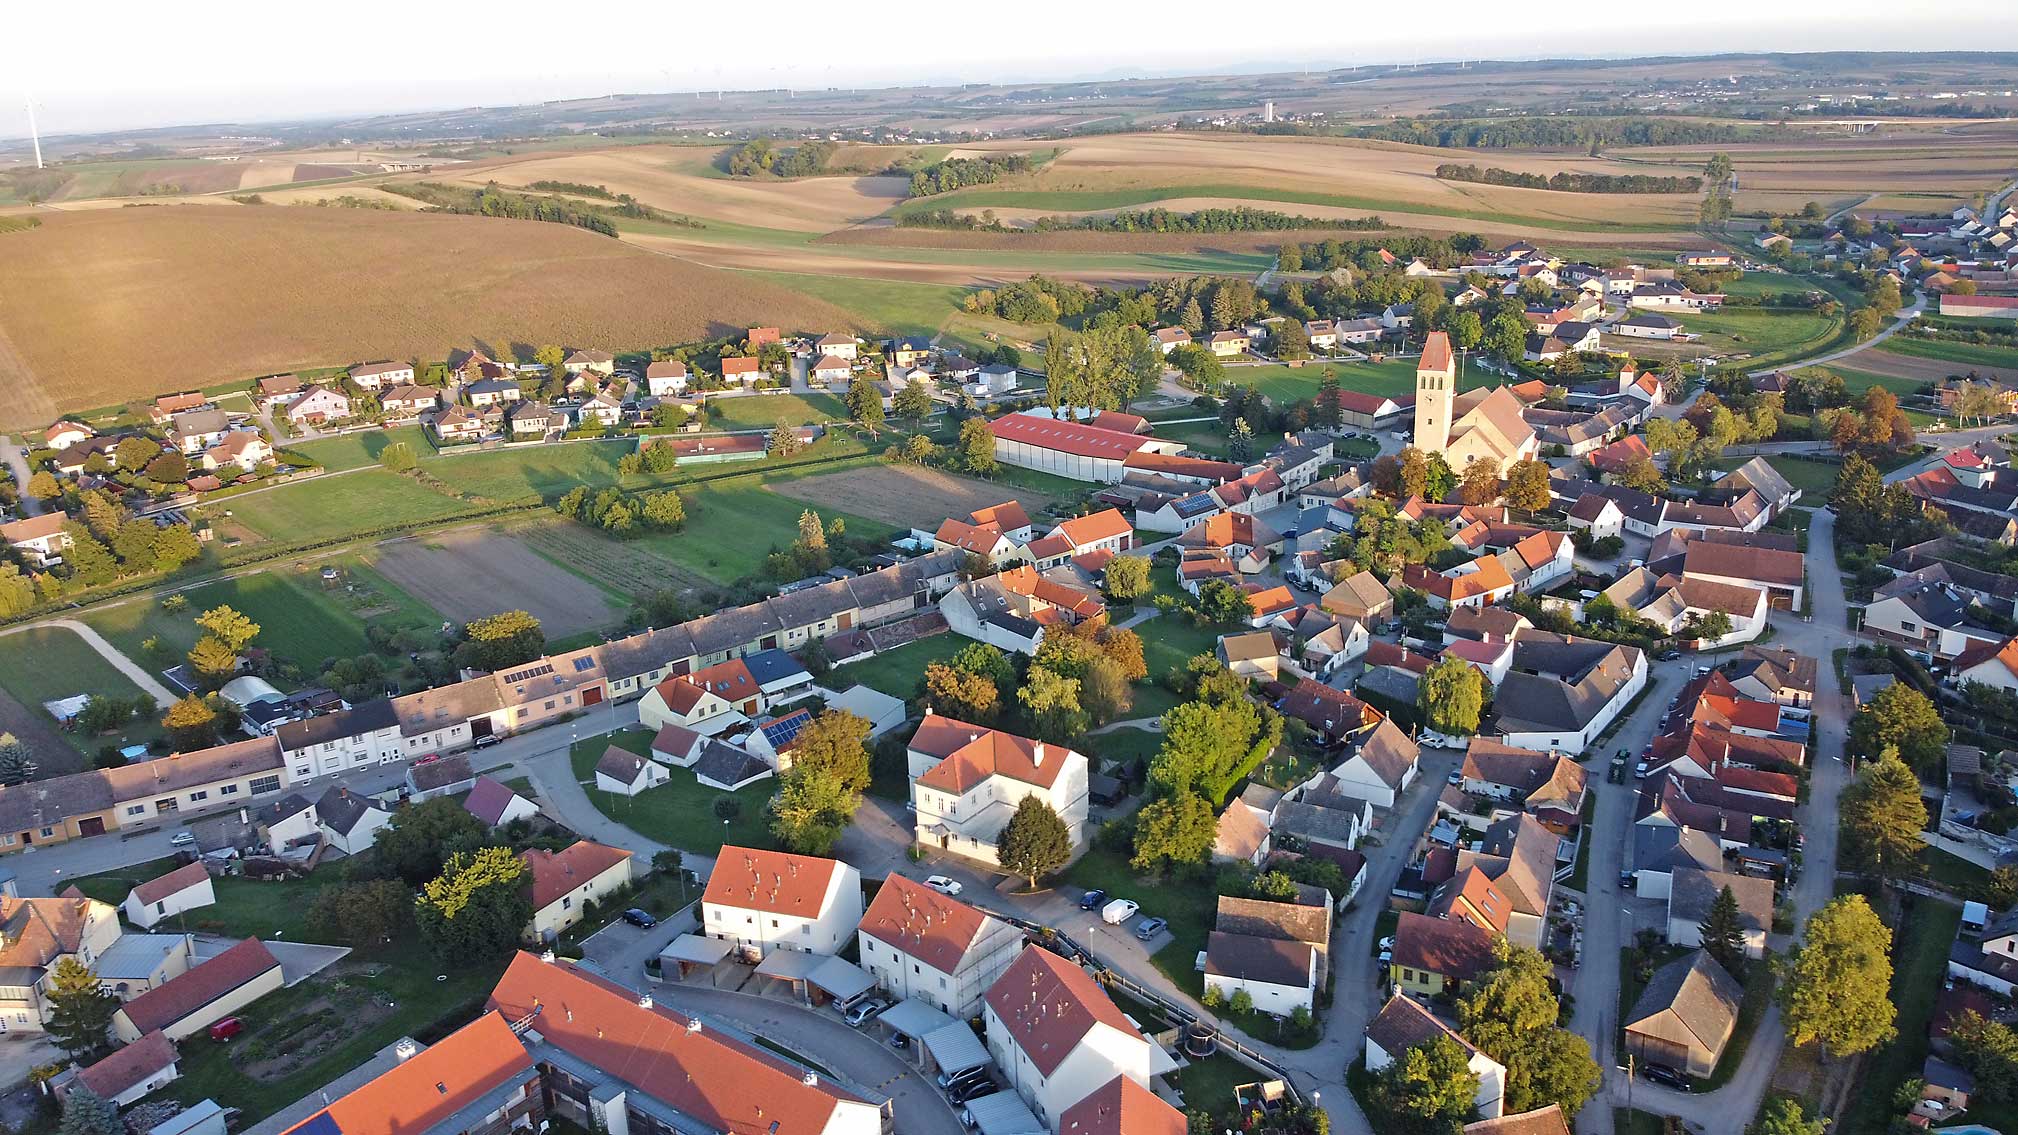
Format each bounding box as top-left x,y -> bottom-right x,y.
1619,870 -> 1636,890
1656,648 -> 1683,662
621,908 -> 657,929
1079,889 -> 1108,911
1641,1063 -> 1692,1091
950,1077 -> 997,1105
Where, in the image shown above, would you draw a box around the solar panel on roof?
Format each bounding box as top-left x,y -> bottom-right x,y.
762,712 -> 812,748
572,656 -> 595,672
292,1112 -> 343,1135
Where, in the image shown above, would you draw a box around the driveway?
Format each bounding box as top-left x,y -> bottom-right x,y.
0,438 -> 38,517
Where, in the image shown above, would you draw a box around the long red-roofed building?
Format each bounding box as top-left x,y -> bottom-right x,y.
701,845 -> 863,959
989,413 -> 1179,482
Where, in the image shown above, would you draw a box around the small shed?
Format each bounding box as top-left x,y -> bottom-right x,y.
658,935 -> 736,985
962,1093 -> 1042,1135
753,951 -> 873,1007
1963,901 -> 1991,935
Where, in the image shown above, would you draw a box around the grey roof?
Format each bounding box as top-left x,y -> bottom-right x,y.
1204,931 -> 1313,988
1925,1056 -> 1976,1093
923,1021 -> 990,1075
1479,813 -> 1557,914
962,1093 -> 1043,1135
595,746 -> 655,785
1491,633 -> 1641,735
1716,457 -> 1795,504
1627,950 -> 1741,1049
1355,664 -> 1424,707
880,997 -> 956,1039
390,677 -> 504,738
1634,826 -> 1724,876
408,753 -> 475,792
691,741 -> 770,789
256,793 -> 313,826
274,697 -> 399,751
1365,993 -> 1479,1059
95,934 -> 193,981
596,624 -> 699,681
1669,867 -> 1772,930
1274,800 -> 1359,846
314,786 -> 385,837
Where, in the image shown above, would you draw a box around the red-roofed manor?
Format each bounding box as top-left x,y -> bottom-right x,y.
856,873 -> 1024,1017
906,715 -> 1091,867
983,945 -> 1158,1126
702,846 -> 863,959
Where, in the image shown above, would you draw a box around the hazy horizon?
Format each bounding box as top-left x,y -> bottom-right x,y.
11,0 -> 2018,142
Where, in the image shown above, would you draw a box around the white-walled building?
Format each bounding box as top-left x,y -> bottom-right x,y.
1364,994 -> 1506,1119
983,946 -> 1160,1127
122,862 -> 215,930
1202,931 -> 1316,1015
702,846 -> 863,960
988,413 -> 1176,483
856,873 -> 1024,1018
523,841 -> 635,943
595,746 -> 669,796
907,715 -> 1091,867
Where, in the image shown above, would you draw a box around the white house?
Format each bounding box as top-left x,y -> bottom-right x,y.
315,786 -> 392,856
1955,638 -> 2018,694
1,513 -> 74,566
1326,719 -> 1420,809
968,363 -> 1019,397
1566,495 -> 1624,540
812,356 -> 853,385
523,841 -> 634,943
856,873 -> 1024,1018
1202,931 -> 1316,1015
463,775 -> 541,828
907,715 -> 1091,867
277,701 -> 406,780
200,432 -> 272,475
637,671 -> 746,736
287,386 -> 352,426
983,945 -> 1160,1127
702,845 -> 863,959
1364,994 -> 1506,1120
816,333 -> 859,360
1492,633 -> 1648,753
122,862 -> 215,930
63,1028 -> 181,1107
646,360 -> 690,397
594,745 -> 669,796
348,361 -> 414,390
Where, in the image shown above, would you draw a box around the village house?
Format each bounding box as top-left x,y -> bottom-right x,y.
1489,632 -> 1648,752
286,386 -> 352,427
983,946 -> 1162,1127
122,862 -> 215,930
44,420 -> 94,450
595,746 -> 669,796
523,841 -> 634,943
464,775 -> 541,828
812,355 -> 853,386
348,361 -> 414,390
816,332 -> 859,360
856,873 -> 1024,1018
58,1029 -> 181,1108
702,846 -> 862,960
1,513 -> 73,566
0,893 -> 122,1031
1389,910 -> 1498,998
315,785 -> 392,855
1207,330 -> 1250,357
199,431 -> 271,475
907,715 -> 1091,866
645,360 -> 690,397
1365,994 -> 1506,1119
113,937 -> 284,1042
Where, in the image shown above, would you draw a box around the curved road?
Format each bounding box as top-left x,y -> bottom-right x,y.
1745,292 -> 1925,378
0,618 -> 177,705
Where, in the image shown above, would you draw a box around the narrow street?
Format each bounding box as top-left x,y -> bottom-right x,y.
0,437 -> 39,516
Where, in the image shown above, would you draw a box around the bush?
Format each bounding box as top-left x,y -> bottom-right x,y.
711,797 -> 741,822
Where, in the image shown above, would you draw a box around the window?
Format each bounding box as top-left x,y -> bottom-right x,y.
39,828 -> 52,838
913,964 -> 921,975
126,806 -> 144,817
563,897 -> 572,910
770,919 -> 779,929
189,791 -> 207,803
544,700 -> 555,711
252,776 -> 282,794
220,784 -> 238,796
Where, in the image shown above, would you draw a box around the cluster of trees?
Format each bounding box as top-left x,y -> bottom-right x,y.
1434,164 -> 1701,194
1043,326 -> 1161,417
725,139 -> 837,178
907,153 -> 1033,197
1374,940 -> 1601,1133
1130,658 -> 1280,873
962,274 -> 1098,323
902,205 -> 1380,234
1848,276 -> 1906,341
384,182 -> 618,237
186,603 -> 261,688
1946,381 -> 2013,426
1324,497 -> 1450,576
455,609 -> 546,672
1340,116 -> 1745,150
1700,154 -> 1735,226
766,509 -> 849,582
1831,454 -> 1951,549
1,489 -> 202,614
1822,385 -> 1917,456
554,482 -> 687,537
1848,683 -> 1949,779
769,710 -> 873,854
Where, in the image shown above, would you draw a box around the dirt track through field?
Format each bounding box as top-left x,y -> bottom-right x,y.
1843,348 -> 2018,385
371,527 -> 622,636
768,465 -> 1062,528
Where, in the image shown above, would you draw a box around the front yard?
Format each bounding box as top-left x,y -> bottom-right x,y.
569,727 -> 778,856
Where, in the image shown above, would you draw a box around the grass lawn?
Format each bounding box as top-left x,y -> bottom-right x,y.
1881,336 -> 2018,372
1154,420 -> 1231,456
86,570 -> 378,678
74,855 -> 349,939
286,425 -> 429,472
631,466 -> 897,586
829,634 -> 964,700
1708,453 -> 1842,497
1169,1053 -> 1260,1122
0,626 -> 164,757
424,439 -> 641,500
569,727 -> 777,856
1686,307 -> 1844,371
706,392 -> 847,430
1085,727 -> 1161,775
1613,1109 -> 1665,1135
1840,898 -> 1963,1135
1919,846 -> 1990,896
221,469 -> 492,545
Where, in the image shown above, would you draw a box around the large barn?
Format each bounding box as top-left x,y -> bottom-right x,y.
988,413 -> 1183,482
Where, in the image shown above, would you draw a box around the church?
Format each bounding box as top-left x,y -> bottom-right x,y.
1412,331 -> 1539,477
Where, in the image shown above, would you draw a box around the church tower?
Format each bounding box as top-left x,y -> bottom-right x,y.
1413,331 -> 1456,453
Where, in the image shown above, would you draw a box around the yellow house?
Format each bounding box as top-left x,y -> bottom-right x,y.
113,937 -> 284,1042
523,842 -> 635,943
1388,912 -> 1499,998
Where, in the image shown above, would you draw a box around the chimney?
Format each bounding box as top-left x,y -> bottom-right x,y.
686,1017 -> 703,1034
540,949 -> 557,963
395,1038 -> 420,1062
1033,743 -> 1044,767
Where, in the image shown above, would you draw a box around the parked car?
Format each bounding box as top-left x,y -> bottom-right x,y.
1641,1063 -> 1692,1091
1634,761 -> 1651,779
1377,935 -> 1395,965
844,998 -> 890,1027
1619,870 -> 1636,890
950,1077 -> 997,1104
1656,648 -> 1682,662
938,1064 -> 990,1090
1080,889 -> 1109,911
621,908 -> 657,929
924,875 -> 963,897
1420,730 -> 1458,748
208,1017 -> 242,1042
169,831 -> 197,848
473,734 -> 503,750
1446,770 -> 1464,786
889,1033 -> 910,1051
1135,917 -> 1169,940
1101,899 -> 1140,925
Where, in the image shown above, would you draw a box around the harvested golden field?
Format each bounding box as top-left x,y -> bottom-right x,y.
420,145 -> 909,231
769,464 -> 1062,528
821,223 -> 1386,255
0,207 -> 856,428
1619,134 -> 2018,215
946,133 -> 1704,229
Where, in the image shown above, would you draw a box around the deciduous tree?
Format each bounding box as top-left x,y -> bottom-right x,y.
374,797 -> 489,886
1747,1097 -> 1826,1135
1018,666 -> 1087,742
1779,894 -> 1897,1056
416,847 -> 533,961
1418,655 -> 1485,736
787,711 -> 872,795
957,417 -> 998,474
1130,790 -> 1216,874
1848,684 -> 1948,776
1838,751 -> 1927,884
1459,940 -> 1601,1117
162,694 -> 220,748
459,610 -> 546,672
769,763 -> 860,855
306,879 -> 416,951
1370,1036 -> 1480,1135
1103,555 -> 1152,602
998,796 -> 1072,889
923,663 -> 999,724
893,382 -> 934,426
1503,459 -> 1553,514
1457,461 -> 1500,506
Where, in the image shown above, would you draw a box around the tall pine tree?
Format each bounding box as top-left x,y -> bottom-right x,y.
1698,885 -> 1748,975
45,957 -> 117,1059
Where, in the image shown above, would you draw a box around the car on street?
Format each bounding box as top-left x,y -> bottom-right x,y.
1101,898 -> 1140,924
1079,889 -> 1108,911
1619,870 -> 1636,890
621,908 -> 657,928
169,831 -> 197,848
1447,770 -> 1464,786
1656,648 -> 1682,662
1135,917 -> 1168,940
924,875 -> 963,896
473,734 -> 503,749
1377,936 -> 1394,965
1641,1063 -> 1693,1091
844,998 -> 890,1027
1420,730 -> 1458,747
1634,761 -> 1651,779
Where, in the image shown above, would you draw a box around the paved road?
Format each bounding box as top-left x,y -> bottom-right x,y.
1882,422 -> 2018,484
0,618 -> 178,705
1597,508 -> 1854,1134
0,438 -> 39,516
1746,292 -> 1926,378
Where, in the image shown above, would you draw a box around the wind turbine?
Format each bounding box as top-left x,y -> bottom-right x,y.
23,93 -> 43,169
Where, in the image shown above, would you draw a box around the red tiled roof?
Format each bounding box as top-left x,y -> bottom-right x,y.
285,1012 -> 534,1135
76,1029 -> 176,1101
722,356 -> 761,375
990,414 -> 1152,461
703,845 -> 842,916
522,842 -> 632,911
968,501 -> 1031,532
1683,541 -> 1805,587
689,659 -> 760,703
1122,450 -> 1242,481
1061,1075 -> 1186,1135
983,944 -> 1141,1076
119,938 -> 280,1035
1391,911 -> 1497,981
858,874 -> 992,974
1420,331 -> 1454,373
1588,435 -> 1652,474
0,512 -> 66,544
1053,509 -> 1131,549
910,715 -> 1075,794
488,954 -> 860,1135
129,861 -> 209,907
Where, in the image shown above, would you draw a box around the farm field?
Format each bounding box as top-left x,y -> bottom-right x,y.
706,391 -> 846,430
767,464 -> 1063,529
84,570 -> 380,678
286,426 -> 429,472
218,470 -> 493,547
1835,347 -> 2018,386
744,272 -> 966,338
1680,306 -> 1844,371
0,625 -> 163,760
371,526 -> 627,637
0,206 -> 857,429
1875,336 -> 2018,373
630,464 -> 898,585
1620,136 -> 2018,217
514,519 -> 722,598
1790,365 -> 1931,400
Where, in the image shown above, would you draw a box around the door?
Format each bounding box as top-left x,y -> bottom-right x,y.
78,817 -> 105,837
471,718 -> 494,740
582,686 -> 603,708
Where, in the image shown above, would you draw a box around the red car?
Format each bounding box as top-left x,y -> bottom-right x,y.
209,1017 -> 242,1042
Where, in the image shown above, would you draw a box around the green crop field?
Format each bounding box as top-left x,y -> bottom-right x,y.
706,392 -> 846,430
286,425 -> 430,472
751,271 -> 966,337
1685,307 -> 1844,371
220,470 -> 494,546
1881,336 -> 2018,371
421,439 -> 643,500
632,467 -> 896,584
0,626 -> 164,757
85,571 -> 378,676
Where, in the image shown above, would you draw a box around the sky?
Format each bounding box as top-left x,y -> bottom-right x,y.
11,0 -> 2018,139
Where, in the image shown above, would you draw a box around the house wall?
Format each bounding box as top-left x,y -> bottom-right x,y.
912,759 -> 1091,867
284,725 -> 405,780
528,858 -> 635,942
1203,966 -> 1313,1015
1331,756 -> 1407,810
1667,914 -> 1765,959
323,808 -> 392,856
597,763 -> 668,797
984,1012 -> 1151,1128
1388,963 -> 1452,999
117,963 -> 285,1042
858,923 -> 1023,1019
112,770 -> 289,830
992,438 -> 1127,484
125,877 -> 216,930
1500,655 -> 1648,753
702,863 -> 863,959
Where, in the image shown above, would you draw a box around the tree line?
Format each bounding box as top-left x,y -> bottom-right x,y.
907,154 -> 1033,197
1434,164 -> 1701,194
725,138 -> 838,178
1337,116 -> 1747,150
900,205 -> 1385,234
383,182 -> 617,237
